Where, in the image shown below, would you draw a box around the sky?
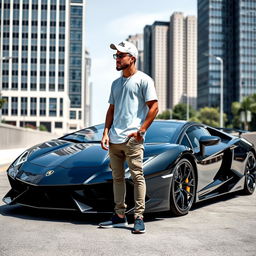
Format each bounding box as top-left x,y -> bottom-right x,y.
86,0 -> 197,125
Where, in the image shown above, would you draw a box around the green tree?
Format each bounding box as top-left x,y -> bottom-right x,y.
39,125 -> 48,132
197,107 -> 227,127
231,94 -> 256,130
231,101 -> 242,129
157,109 -> 171,120
157,103 -> 197,121
172,103 -> 197,120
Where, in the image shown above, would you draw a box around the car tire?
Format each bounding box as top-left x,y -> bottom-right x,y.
169,158 -> 196,216
243,151 -> 256,195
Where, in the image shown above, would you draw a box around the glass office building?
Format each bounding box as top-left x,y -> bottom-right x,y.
198,0 -> 256,120
0,0 -> 90,134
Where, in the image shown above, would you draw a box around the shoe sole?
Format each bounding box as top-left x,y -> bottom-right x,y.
132,229 -> 146,234
99,222 -> 128,228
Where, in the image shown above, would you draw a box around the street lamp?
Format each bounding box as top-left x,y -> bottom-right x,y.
204,53 -> 224,128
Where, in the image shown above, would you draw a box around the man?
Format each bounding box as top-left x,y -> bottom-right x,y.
99,41 -> 158,234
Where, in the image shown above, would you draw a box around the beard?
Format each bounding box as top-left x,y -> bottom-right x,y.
116,63 -> 130,71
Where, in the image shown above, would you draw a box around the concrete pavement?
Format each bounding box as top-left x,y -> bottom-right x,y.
0,165 -> 256,256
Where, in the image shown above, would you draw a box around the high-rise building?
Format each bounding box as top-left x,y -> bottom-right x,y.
169,13 -> 197,109
143,25 -> 152,77
198,0 -> 256,120
143,14 -> 197,114
126,34 -> 144,71
143,22 -> 169,113
0,0 -> 90,134
151,21 -> 169,113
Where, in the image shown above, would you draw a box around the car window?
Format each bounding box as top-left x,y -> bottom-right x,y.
186,126 -> 210,149
180,134 -> 192,148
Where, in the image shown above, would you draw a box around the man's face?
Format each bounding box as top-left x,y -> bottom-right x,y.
114,51 -> 134,71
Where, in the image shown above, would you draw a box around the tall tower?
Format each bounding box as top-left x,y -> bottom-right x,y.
143,25 -> 152,76
169,12 -> 197,109
151,21 -> 169,113
126,34 -> 144,71
197,0 -> 256,120
0,0 -> 90,134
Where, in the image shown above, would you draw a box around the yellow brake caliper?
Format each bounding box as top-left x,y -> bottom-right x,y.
185,177 -> 190,193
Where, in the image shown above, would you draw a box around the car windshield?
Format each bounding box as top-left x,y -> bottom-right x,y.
60,121 -> 184,144
60,124 -> 105,143
145,121 -> 184,143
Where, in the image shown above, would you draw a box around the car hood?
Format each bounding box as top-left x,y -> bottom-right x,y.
11,140 -> 180,186
29,142 -> 109,168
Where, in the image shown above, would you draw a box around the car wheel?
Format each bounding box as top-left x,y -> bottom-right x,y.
243,152 -> 256,195
170,158 -> 196,216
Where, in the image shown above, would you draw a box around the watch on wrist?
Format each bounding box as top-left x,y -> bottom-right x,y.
138,130 -> 145,137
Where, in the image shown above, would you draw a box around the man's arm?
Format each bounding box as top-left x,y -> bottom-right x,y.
101,104 -> 114,150
129,100 -> 159,141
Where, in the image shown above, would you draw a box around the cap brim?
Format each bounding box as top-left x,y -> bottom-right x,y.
110,43 -> 126,53
110,43 -> 117,50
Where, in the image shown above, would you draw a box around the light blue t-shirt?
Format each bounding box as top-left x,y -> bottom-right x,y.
108,71 -> 158,144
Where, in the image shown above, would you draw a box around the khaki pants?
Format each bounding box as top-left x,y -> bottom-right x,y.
109,137 -> 145,218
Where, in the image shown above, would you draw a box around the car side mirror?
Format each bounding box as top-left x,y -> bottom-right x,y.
199,136 -> 220,156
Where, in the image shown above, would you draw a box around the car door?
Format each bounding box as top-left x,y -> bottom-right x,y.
184,125 -> 224,195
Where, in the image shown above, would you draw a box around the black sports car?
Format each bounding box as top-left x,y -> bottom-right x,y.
3,120 -> 256,216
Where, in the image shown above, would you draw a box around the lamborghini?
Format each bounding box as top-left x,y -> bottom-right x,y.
3,120 -> 256,216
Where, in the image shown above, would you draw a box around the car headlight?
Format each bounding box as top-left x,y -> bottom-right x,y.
8,165 -> 20,178
8,151 -> 30,178
14,151 -> 30,167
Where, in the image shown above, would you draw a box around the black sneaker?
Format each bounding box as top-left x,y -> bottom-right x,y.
132,217 -> 145,234
99,214 -> 128,228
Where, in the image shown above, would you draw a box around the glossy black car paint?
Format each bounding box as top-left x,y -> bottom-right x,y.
3,120 -> 256,215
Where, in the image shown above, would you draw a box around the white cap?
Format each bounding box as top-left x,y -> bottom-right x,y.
110,41 -> 138,58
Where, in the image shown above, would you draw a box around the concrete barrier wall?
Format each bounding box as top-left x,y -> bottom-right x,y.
0,123 -> 59,150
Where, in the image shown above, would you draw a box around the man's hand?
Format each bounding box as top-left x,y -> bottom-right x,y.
128,131 -> 144,142
101,134 -> 110,150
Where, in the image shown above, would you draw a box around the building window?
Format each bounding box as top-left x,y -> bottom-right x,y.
60,98 -> 63,116
22,58 -> 28,63
21,97 -> 28,115
70,111 -> 76,119
55,122 -> 63,128
11,97 -> 18,115
58,84 -> 64,91
3,83 -> 9,89
31,71 -> 37,76
21,83 -> 27,90
40,122 -> 51,132
11,83 -> 18,90
49,98 -> 57,116
40,98 -> 46,116
49,84 -> 55,91
30,97 -> 37,116
2,97 -> 8,115
31,83 -> 37,91
40,83 -> 46,91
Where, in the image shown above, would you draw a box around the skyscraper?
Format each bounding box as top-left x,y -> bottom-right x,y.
143,25 -> 152,77
151,21 -> 169,113
169,12 -> 197,109
126,33 -> 144,71
143,14 -> 197,114
0,0 -> 90,134
198,0 -> 256,120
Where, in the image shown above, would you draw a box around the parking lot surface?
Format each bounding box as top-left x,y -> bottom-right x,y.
0,165 -> 256,256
